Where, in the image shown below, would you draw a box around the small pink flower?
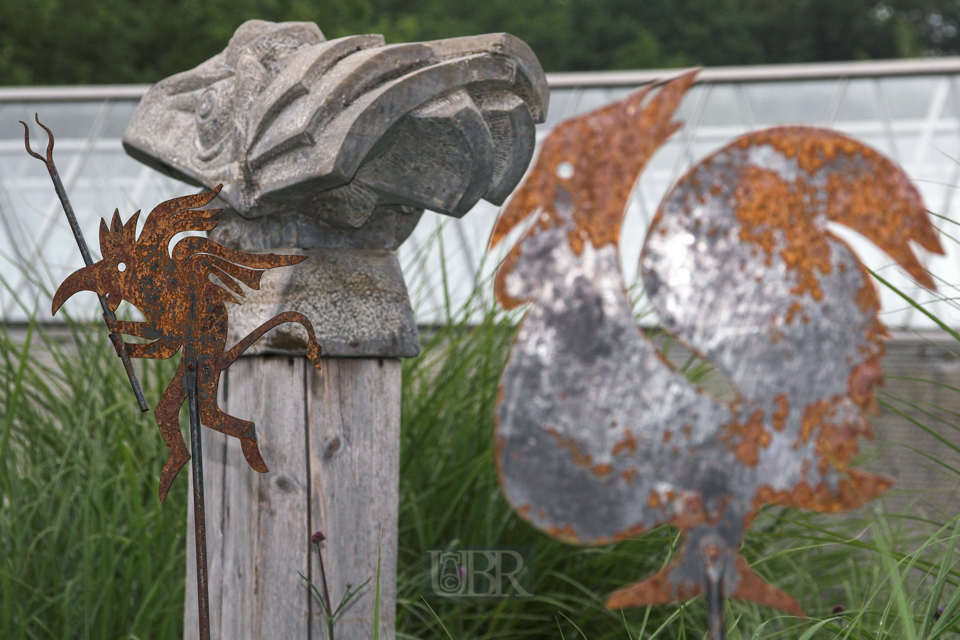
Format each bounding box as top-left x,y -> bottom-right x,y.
311,530 -> 326,544
831,605 -> 845,614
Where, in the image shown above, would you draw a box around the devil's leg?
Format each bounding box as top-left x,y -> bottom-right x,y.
222,311 -> 322,370
195,362 -> 269,474
198,397 -> 269,473
155,361 -> 190,503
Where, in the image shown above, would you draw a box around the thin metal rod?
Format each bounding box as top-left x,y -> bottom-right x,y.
21,115 -> 149,412
700,537 -> 727,640
704,568 -> 726,640
185,356 -> 210,640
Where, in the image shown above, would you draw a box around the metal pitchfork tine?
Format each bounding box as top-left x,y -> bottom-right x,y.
21,114 -> 150,413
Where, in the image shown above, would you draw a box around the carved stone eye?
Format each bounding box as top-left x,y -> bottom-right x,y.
197,89 -> 216,119
117,262 -> 126,272
195,82 -> 235,156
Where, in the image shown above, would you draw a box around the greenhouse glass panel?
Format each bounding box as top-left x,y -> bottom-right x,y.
4,58 -> 960,329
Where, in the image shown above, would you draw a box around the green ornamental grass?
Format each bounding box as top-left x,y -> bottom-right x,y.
1,239 -> 960,638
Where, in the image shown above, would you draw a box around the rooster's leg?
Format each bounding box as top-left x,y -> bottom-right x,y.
606,545 -> 803,618
729,556 -> 804,616
155,361 -> 190,503
605,558 -> 701,609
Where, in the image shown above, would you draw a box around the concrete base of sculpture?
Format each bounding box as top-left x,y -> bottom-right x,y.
225,249 -> 420,358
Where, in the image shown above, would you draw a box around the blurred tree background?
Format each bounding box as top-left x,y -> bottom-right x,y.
1,0 -> 960,84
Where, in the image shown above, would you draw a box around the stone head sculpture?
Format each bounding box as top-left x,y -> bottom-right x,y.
124,20 -> 547,248
124,20 -> 547,356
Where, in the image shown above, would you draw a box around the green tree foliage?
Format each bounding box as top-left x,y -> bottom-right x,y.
0,0 -> 958,84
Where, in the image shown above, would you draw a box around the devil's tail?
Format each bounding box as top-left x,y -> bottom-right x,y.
221,311 -> 322,370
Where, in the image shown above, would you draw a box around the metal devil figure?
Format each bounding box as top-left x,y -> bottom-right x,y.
490,71 -> 943,638
24,116 -> 323,640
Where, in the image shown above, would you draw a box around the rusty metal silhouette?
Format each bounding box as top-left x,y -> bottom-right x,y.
53,176 -> 320,500
48,179 -> 323,501
28,117 -> 323,640
489,71 -> 942,638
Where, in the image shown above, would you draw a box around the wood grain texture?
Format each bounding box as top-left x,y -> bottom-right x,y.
308,358 -> 401,640
184,356 -> 400,640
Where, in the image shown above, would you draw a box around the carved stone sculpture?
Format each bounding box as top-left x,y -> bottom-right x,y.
125,19 -> 548,355
123,20 -> 547,640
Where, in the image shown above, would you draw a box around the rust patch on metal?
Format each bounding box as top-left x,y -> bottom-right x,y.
544,426 -> 616,477
754,468 -> 892,513
783,301 -> 803,325
849,356 -> 883,411
855,277 -> 880,314
798,400 -> 829,446
547,525 -> 580,543
593,463 -> 613,477
493,245 -> 525,309
612,429 -> 638,456
611,522 -> 647,542
814,415 -> 872,474
772,394 -> 789,431
647,491 -> 664,509
734,128 -> 943,288
797,396 -> 874,472
734,166 -> 832,301
721,409 -> 769,466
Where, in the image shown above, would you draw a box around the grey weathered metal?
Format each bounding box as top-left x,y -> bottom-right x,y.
490,70 -> 942,631
123,19 -> 547,356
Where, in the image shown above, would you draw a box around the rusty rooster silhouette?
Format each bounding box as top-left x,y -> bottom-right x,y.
51,185 -> 322,502
490,69 -> 942,623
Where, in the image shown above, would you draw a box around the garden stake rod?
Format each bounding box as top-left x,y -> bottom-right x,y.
37,131 -> 324,638
21,115 -> 150,412
184,355 -> 210,640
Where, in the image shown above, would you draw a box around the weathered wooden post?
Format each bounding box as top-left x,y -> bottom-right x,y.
123,20 -> 546,639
